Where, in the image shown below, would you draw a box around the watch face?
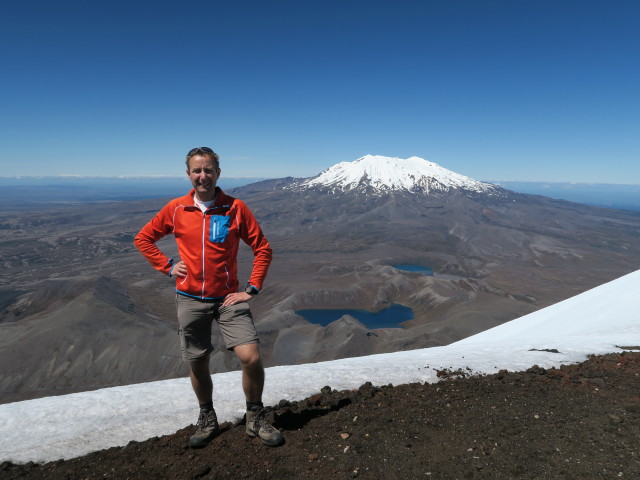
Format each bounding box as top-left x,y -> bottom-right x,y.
245,285 -> 257,295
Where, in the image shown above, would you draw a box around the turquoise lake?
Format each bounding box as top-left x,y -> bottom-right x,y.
295,303 -> 414,329
393,265 -> 434,275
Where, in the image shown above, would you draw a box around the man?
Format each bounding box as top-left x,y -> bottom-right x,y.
134,147 -> 283,448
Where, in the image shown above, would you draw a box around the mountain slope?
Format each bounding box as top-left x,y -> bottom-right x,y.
232,156 -> 640,324
2,154 -> 640,403
0,277 -> 181,403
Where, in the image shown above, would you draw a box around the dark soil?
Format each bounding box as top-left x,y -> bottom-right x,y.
2,352 -> 639,480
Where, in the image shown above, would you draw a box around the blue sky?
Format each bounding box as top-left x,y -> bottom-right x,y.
1,0 -> 638,182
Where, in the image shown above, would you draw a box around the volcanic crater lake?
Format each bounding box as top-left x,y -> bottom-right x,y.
393,264 -> 434,275
295,303 -> 414,329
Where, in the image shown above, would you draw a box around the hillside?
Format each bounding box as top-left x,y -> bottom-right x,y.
2,155 -> 640,403
3,351 -> 639,479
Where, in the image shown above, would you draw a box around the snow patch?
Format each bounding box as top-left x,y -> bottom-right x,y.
299,154 -> 497,194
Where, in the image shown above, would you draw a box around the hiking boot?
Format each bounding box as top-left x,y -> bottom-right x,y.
189,409 -> 219,448
246,408 -> 284,447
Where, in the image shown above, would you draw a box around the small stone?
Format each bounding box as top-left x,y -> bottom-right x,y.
191,465 -> 211,479
608,414 -> 624,424
308,453 -> 319,461
341,433 -> 350,439
344,446 -> 350,453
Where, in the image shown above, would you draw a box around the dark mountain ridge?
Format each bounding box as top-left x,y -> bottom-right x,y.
231,179 -> 640,290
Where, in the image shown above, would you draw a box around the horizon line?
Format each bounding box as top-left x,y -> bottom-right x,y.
1,175 -> 640,186
0,175 -> 271,180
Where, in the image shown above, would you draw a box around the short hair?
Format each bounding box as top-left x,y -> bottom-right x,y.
185,147 -> 220,170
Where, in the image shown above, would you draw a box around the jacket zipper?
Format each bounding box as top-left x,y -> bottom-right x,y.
201,212 -> 206,298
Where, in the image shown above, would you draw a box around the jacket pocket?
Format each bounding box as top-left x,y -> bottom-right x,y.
209,215 -> 231,243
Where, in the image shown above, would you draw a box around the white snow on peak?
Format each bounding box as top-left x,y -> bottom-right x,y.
300,154 -> 497,194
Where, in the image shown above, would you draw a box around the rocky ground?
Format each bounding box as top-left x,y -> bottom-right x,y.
2,351 -> 639,480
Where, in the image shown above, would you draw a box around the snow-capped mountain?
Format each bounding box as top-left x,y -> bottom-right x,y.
299,154 -> 498,194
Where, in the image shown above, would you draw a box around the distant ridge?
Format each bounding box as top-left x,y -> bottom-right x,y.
296,154 -> 500,195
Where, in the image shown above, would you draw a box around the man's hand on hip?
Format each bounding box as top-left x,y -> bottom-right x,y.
171,260 -> 188,278
222,292 -> 252,306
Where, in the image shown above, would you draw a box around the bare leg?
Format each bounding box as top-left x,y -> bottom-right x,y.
234,343 -> 264,403
235,342 -> 283,446
189,356 -> 213,405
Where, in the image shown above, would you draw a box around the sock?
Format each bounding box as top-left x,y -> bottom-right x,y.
246,401 -> 264,412
200,401 -> 214,413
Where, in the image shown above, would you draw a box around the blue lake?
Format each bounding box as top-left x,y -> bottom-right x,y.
295,303 -> 414,329
393,265 -> 434,276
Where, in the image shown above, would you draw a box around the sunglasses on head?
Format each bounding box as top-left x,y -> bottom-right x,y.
187,147 -> 216,156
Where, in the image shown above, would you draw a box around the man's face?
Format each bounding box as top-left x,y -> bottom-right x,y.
186,154 -> 220,202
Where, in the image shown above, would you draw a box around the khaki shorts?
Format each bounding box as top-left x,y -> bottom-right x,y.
175,293 -> 259,362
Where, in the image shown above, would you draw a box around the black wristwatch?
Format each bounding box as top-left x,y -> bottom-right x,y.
244,284 -> 259,296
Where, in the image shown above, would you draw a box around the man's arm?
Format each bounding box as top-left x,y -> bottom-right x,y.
221,200 -> 272,307
134,205 -> 176,276
236,200 -> 272,292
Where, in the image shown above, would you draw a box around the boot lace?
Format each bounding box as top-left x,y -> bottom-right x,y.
254,408 -> 277,434
196,411 -> 217,432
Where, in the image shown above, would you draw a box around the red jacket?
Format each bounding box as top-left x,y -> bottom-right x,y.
134,188 -> 272,300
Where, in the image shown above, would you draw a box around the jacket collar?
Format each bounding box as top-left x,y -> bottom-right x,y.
184,187 -> 232,209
